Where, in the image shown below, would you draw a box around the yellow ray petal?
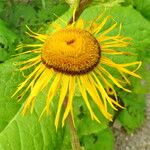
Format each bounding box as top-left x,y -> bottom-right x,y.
101,43 -> 127,48
101,57 -> 141,79
25,32 -> 46,42
53,13 -> 67,26
62,76 -> 75,127
19,59 -> 41,71
88,74 -> 108,111
102,49 -> 133,55
100,23 -> 117,36
18,64 -> 46,101
12,63 -> 44,98
16,44 -> 43,50
22,68 -> 54,115
132,61 -> 142,72
16,56 -> 41,66
12,49 -> 41,57
98,67 -> 131,92
26,25 -> 42,35
75,19 -> 84,29
119,67 -> 141,78
89,12 -> 105,32
52,22 -> 62,31
80,75 -> 112,121
26,25 -> 47,39
54,75 -> 69,130
90,73 -> 123,111
95,70 -> 118,101
97,35 -> 121,42
39,72 -> 62,119
119,70 -> 131,85
77,78 -> 100,123
92,16 -> 111,35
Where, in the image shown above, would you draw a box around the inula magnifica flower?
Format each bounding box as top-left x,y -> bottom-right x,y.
13,14 -> 141,129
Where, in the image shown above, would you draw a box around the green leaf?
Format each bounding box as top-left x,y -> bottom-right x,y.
117,93 -> 146,132
74,97 -> 109,136
80,128 -> 114,150
122,0 -> 150,20
134,0 -> 150,20
0,57 -> 72,150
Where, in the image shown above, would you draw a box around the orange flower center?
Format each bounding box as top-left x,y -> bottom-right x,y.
41,29 -> 101,75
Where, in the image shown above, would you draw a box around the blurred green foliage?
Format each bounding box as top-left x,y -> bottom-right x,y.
0,0 -> 150,150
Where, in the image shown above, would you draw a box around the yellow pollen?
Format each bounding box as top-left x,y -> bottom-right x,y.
41,29 -> 101,75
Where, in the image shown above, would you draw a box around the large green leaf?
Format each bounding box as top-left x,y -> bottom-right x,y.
80,128 -> 114,150
0,57 -> 71,150
122,0 -> 150,20
117,93 -> 146,132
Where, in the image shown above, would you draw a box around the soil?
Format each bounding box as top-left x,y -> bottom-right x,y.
114,94 -> 150,150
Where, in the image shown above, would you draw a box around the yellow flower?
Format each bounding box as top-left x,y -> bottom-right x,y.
13,14 -> 141,129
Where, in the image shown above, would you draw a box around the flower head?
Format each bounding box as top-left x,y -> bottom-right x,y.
14,14 -> 141,129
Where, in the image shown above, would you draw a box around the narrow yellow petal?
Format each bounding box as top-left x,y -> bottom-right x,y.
80,75 -> 112,121
18,64 -> 45,100
53,13 -> 67,26
25,32 -> 46,42
88,74 -> 108,111
119,70 -> 131,85
96,70 -> 118,101
97,35 -> 121,42
54,75 -> 69,130
12,49 -> 41,57
22,68 -> 53,114
52,22 -> 62,31
15,56 -> 41,67
62,76 -> 75,127
98,67 -> 131,92
77,78 -> 100,123
75,19 -> 84,29
12,63 -> 43,98
100,23 -> 117,36
102,43 -> 127,48
119,67 -> 141,78
90,73 -> 122,111
89,12 -> 105,32
102,49 -> 133,55
20,59 -> 41,71
26,25 -> 47,39
101,57 -> 141,79
40,73 -> 61,118
16,44 -> 43,50
93,16 -> 111,34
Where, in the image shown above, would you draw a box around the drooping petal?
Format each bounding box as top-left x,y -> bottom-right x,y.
22,68 -> 54,114
55,74 -> 69,129
80,75 -> 112,121
62,75 -> 75,127
77,78 -> 100,123
97,67 -> 131,92
40,72 -> 62,119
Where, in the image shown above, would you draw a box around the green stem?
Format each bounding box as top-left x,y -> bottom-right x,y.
68,113 -> 81,150
64,96 -> 81,150
68,0 -> 92,24
41,0 -> 46,9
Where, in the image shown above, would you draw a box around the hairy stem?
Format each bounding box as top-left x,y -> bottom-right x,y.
68,113 -> 81,150
69,0 -> 92,24
64,96 -> 81,150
